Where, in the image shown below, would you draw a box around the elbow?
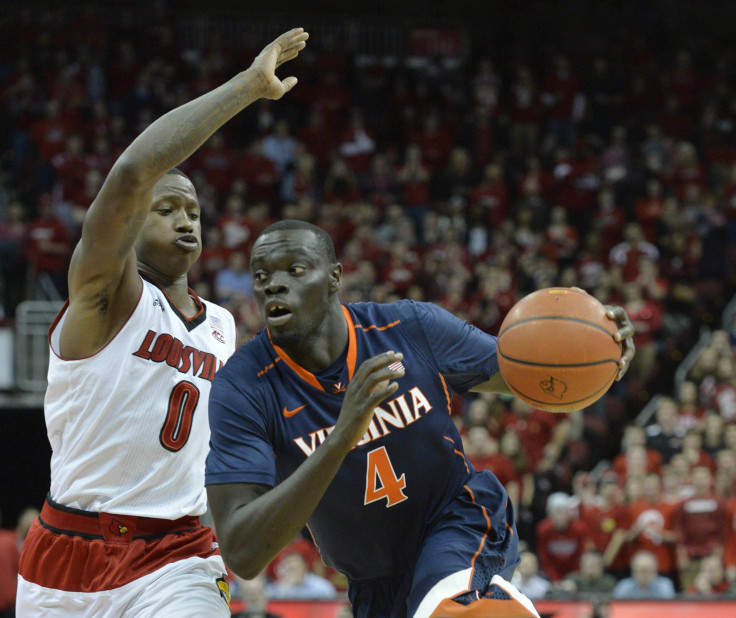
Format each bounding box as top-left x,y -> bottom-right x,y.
219,544 -> 266,580
109,155 -> 160,190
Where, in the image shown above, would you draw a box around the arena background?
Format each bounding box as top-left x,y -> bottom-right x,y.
3,1 -> 736,616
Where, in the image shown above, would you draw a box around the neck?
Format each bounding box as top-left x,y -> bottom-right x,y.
138,264 -> 196,315
281,302 -> 348,372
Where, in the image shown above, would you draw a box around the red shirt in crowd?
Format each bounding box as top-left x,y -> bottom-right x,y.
671,493 -> 728,559
627,498 -> 678,574
535,517 -> 590,581
0,529 -> 19,612
497,409 -> 560,470
578,502 -> 631,571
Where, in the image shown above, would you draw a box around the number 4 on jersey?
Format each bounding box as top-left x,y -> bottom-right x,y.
364,446 -> 408,507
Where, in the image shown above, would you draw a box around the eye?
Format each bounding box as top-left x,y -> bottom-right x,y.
290,265 -> 305,276
253,271 -> 268,284
159,207 -> 172,215
188,212 -> 200,220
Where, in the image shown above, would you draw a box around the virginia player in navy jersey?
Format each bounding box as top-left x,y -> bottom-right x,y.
206,220 -> 635,618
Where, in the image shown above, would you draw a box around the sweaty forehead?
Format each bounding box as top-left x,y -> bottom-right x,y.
152,174 -> 198,203
251,229 -> 321,263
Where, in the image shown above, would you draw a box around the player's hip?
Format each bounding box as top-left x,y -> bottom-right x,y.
19,497 -> 222,593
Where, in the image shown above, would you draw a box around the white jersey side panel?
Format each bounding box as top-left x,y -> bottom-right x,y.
46,279 -> 237,518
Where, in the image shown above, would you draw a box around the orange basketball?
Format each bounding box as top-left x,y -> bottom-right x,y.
497,287 -> 622,413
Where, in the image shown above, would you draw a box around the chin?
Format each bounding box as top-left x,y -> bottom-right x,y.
268,328 -> 303,350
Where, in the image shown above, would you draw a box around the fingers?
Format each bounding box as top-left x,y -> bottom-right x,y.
273,28 -> 309,64
357,351 -> 405,401
280,76 -> 298,95
605,305 -> 636,381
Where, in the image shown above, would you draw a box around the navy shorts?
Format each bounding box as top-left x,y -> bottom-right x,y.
348,470 -> 530,618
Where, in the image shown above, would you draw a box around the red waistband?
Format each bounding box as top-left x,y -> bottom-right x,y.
40,497 -> 202,543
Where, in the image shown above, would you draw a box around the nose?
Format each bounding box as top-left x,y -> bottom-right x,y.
264,273 -> 288,296
174,210 -> 194,232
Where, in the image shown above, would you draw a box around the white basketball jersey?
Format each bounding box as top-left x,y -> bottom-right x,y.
46,277 -> 237,518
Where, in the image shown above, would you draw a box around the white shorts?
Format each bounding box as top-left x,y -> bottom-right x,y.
17,554 -> 231,618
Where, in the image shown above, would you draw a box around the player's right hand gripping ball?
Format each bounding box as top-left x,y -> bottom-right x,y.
497,287 -> 622,413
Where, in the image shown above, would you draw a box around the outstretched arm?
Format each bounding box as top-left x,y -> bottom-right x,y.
62,29 -> 308,356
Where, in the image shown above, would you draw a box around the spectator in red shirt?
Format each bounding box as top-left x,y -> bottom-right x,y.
612,424 -> 663,479
498,398 -> 561,471
189,131 -> 236,195
634,178 -> 667,242
686,554 -> 731,596
469,161 -> 509,228
337,108 -> 376,176
0,201 -> 30,318
535,492 -> 590,582
25,196 -> 73,299
508,65 -> 540,155
646,397 -> 684,464
627,472 -> 678,579
672,465 -> 729,590
619,281 -> 664,382
0,508 -> 39,617
541,55 -> 581,147
463,425 -> 520,511
578,472 -> 631,576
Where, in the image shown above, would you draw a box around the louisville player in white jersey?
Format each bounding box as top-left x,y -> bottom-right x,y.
16,28 -> 309,617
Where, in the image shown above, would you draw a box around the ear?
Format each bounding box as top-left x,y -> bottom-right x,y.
329,263 -> 342,293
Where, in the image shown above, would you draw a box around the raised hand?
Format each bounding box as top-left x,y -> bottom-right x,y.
248,27 -> 309,100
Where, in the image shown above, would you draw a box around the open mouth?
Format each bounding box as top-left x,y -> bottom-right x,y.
267,303 -> 293,325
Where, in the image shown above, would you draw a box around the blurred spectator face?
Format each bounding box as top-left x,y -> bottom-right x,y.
466,399 -> 491,427
625,475 -> 645,502
631,552 -> 659,587
642,473 -> 661,500
580,552 -> 605,580
700,555 -> 725,586
692,466 -> 713,495
464,426 -> 493,457
715,356 -> 735,381
500,431 -> 522,458
682,431 -> 702,451
716,449 -> 736,478
725,425 -> 736,451
626,446 -> 648,476
678,381 -> 700,406
517,551 -> 540,578
655,399 -> 678,432
622,425 -> 646,450
238,573 -> 269,611
276,552 -> 309,586
547,494 -> 572,530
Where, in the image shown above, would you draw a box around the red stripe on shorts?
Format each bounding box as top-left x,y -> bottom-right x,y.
19,500 -> 221,592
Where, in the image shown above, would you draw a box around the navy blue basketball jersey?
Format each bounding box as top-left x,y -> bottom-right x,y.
206,300 -> 501,580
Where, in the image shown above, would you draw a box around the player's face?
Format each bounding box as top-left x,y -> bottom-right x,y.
251,229 -> 339,349
134,174 -> 202,277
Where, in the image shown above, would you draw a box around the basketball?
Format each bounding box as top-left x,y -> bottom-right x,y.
497,287 -> 622,413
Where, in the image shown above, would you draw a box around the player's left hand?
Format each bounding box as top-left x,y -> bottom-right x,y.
605,305 -> 635,380
248,27 -> 309,100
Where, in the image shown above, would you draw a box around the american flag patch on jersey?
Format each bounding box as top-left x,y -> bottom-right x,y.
210,315 -> 224,331
389,360 -> 405,372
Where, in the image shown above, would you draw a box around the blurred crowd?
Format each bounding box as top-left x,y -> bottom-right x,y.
2,1 -> 736,611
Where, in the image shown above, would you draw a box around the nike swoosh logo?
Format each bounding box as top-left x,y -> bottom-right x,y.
283,404 -> 307,418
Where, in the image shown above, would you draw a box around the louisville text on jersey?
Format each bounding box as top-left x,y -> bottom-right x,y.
293,386 -> 432,457
133,329 -> 224,381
